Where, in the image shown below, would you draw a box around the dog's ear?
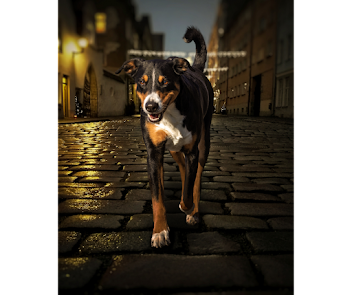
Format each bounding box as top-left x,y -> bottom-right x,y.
115,58 -> 144,77
171,58 -> 195,75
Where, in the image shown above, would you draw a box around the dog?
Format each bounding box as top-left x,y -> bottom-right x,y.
116,27 -> 214,248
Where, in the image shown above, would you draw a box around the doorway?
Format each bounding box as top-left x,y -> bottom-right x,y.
253,75 -> 261,116
83,65 -> 98,118
62,75 -> 69,117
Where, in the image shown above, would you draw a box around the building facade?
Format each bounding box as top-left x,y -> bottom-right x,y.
222,2 -> 252,116
59,0 -> 126,118
274,0 -> 293,118
209,0 -> 293,118
58,0 -> 164,119
207,8 -> 221,112
249,0 -> 277,117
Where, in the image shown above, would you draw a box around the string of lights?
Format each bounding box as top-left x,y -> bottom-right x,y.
204,67 -> 228,72
127,49 -> 246,58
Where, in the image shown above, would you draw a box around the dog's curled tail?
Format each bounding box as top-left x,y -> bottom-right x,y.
183,26 -> 207,72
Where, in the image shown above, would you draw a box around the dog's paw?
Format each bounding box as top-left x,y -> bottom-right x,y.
186,214 -> 199,225
151,228 -> 170,248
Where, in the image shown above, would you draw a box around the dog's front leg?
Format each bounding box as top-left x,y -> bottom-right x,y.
147,145 -> 170,248
179,149 -> 199,214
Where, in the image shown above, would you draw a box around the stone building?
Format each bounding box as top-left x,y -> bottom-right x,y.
209,0 -> 293,118
58,0 -> 163,118
274,0 -> 293,118
207,8 -> 221,112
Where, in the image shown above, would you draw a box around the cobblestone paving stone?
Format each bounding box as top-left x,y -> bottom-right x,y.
58,115 -> 293,294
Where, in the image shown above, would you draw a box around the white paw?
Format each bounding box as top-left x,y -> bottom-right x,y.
179,203 -> 195,215
151,228 -> 170,248
186,214 -> 199,225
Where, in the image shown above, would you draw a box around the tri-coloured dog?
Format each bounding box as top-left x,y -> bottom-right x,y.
116,27 -> 214,248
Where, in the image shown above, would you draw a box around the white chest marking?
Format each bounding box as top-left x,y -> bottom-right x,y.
154,103 -> 192,151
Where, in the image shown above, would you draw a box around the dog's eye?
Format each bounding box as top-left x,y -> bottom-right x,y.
161,79 -> 169,85
140,80 -> 146,86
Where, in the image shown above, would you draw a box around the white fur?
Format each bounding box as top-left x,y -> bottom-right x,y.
186,214 -> 199,225
151,228 -> 170,248
143,92 -> 162,113
155,103 -> 192,151
152,69 -> 156,92
143,69 -> 161,113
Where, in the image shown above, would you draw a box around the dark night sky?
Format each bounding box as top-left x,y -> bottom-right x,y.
133,0 -> 220,53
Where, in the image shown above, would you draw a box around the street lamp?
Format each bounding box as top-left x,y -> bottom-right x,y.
73,37 -> 88,55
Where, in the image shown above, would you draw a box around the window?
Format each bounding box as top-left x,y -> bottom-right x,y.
133,33 -> 139,49
95,13 -> 106,33
242,59 -> 247,70
106,7 -> 119,30
266,40 -> 273,57
287,34 -> 293,60
252,53 -> 256,64
268,10 -> 274,24
276,79 -> 282,107
242,82 -> 247,95
277,40 -> 284,64
283,77 -> 290,106
276,77 -> 289,107
258,17 -> 267,34
257,48 -> 265,63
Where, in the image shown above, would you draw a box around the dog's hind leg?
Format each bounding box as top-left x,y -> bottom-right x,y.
187,123 -> 210,225
185,162 -> 203,225
172,150 -> 198,217
179,148 -> 198,214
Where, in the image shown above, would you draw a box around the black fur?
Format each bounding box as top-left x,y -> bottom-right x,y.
183,26 -> 207,72
116,26 -> 213,222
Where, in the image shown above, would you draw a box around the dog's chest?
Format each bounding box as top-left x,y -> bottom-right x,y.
155,103 -> 192,152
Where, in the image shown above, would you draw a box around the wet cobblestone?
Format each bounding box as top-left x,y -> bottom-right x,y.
58,115 -> 293,294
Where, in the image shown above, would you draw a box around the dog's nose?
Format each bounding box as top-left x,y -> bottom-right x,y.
145,101 -> 159,113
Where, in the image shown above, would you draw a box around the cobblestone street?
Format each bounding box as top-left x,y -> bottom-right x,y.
58,114 -> 294,295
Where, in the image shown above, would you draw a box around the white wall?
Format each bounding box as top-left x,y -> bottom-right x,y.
99,76 -> 127,116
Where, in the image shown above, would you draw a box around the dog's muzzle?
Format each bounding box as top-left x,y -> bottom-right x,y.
144,94 -> 163,123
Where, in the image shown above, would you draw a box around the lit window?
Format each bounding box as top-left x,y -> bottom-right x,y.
95,13 -> 106,34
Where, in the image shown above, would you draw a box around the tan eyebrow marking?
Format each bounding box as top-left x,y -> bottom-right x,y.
158,76 -> 166,83
142,75 -> 148,82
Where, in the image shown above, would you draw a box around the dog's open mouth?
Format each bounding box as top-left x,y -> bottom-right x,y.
147,113 -> 163,123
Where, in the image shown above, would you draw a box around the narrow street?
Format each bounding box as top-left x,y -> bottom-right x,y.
58,114 -> 293,294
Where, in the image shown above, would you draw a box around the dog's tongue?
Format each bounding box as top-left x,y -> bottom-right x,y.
150,114 -> 159,119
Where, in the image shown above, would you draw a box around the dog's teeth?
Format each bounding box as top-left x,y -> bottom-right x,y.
148,113 -> 161,121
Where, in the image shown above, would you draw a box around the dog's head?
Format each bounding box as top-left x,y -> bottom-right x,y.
116,57 -> 194,123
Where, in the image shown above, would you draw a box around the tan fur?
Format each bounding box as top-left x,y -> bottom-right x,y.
145,121 -> 168,146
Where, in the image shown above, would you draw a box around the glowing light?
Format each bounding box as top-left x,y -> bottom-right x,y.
95,13 -> 106,33
78,38 -> 88,49
66,41 -> 79,53
204,67 -> 228,72
127,49 -> 246,58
